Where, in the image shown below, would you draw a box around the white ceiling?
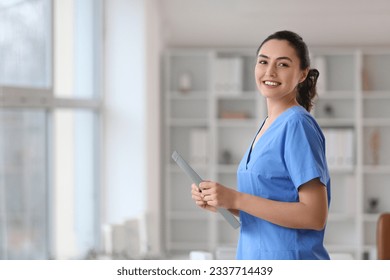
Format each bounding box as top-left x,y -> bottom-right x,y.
159,0 -> 390,48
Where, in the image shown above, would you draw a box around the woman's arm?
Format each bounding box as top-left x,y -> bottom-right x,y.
200,178 -> 328,230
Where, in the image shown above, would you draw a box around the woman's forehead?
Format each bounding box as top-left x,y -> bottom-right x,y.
258,39 -> 298,60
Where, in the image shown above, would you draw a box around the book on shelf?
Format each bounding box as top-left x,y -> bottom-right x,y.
313,56 -> 327,95
189,128 -> 209,165
214,57 -> 243,96
323,128 -> 354,170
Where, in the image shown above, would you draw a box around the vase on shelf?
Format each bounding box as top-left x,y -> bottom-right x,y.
178,72 -> 192,94
369,128 -> 380,166
367,197 -> 379,213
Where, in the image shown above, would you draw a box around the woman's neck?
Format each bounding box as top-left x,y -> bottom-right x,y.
266,97 -> 299,120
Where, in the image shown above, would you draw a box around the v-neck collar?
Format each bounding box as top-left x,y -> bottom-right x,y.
245,105 -> 301,169
245,117 -> 267,168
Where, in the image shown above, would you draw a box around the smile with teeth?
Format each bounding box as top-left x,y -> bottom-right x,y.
264,81 -> 281,86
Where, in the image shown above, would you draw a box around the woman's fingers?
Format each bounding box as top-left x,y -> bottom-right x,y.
195,200 -> 206,206
191,181 -> 222,212
191,184 -> 202,197
202,193 -> 214,201
199,181 -> 211,191
191,183 -> 207,207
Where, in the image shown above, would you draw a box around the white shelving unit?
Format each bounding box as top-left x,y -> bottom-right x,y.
162,47 -> 390,260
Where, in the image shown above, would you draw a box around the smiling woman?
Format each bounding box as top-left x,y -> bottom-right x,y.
191,30 -> 331,260
255,32 -> 319,113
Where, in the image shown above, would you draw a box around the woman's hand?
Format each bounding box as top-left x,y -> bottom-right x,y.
191,183 -> 217,212
198,181 -> 238,210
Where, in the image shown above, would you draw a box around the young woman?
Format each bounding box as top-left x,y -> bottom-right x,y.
191,30 -> 331,260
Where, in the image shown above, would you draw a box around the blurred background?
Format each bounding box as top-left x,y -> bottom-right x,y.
1,0 -> 390,260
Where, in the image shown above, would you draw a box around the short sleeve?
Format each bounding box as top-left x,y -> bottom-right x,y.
284,117 -> 329,189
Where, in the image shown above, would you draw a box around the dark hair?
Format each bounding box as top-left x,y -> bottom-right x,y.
256,30 -> 319,112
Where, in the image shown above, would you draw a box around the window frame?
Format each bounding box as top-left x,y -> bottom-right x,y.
0,0 -> 103,259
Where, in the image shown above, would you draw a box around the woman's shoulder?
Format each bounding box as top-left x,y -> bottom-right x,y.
286,106 -> 315,123
284,106 -> 322,133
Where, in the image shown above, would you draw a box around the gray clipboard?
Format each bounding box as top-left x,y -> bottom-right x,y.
172,150 -> 240,229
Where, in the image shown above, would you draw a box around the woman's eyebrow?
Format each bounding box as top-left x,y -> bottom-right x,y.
258,54 -> 293,62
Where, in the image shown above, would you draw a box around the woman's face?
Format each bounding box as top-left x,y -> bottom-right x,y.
255,39 -> 308,101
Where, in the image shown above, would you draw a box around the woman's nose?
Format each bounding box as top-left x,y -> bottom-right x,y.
265,64 -> 277,77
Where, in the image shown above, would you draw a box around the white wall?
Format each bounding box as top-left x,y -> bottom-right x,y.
160,0 -> 390,47
104,0 -> 162,256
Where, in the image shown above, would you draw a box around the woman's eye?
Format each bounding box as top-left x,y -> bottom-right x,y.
278,63 -> 289,67
258,60 -> 267,64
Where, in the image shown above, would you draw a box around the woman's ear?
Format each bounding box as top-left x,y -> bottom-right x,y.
299,68 -> 309,83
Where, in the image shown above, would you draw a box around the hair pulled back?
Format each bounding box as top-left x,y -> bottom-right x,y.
257,30 -> 319,112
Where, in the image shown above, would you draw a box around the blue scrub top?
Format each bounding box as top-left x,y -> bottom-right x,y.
236,106 -> 331,260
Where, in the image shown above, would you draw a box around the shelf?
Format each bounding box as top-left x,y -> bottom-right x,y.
327,213 -> 355,222
325,244 -> 357,252
363,213 -> 381,222
317,91 -> 356,99
216,92 -> 257,100
314,53 -> 357,91
163,47 -> 390,259
169,118 -> 209,126
363,119 -> 390,126
217,119 -> 257,127
362,54 -> 390,91
168,91 -> 209,100
316,118 -> 355,127
363,244 -> 377,252
362,91 -> 390,99
328,166 -> 355,174
363,165 -> 390,174
363,97 -> 390,120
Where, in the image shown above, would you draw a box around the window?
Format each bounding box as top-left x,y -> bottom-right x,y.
0,0 -> 50,87
0,109 -> 48,259
0,0 -> 102,259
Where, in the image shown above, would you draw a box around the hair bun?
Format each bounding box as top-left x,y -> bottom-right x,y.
309,69 -> 319,80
